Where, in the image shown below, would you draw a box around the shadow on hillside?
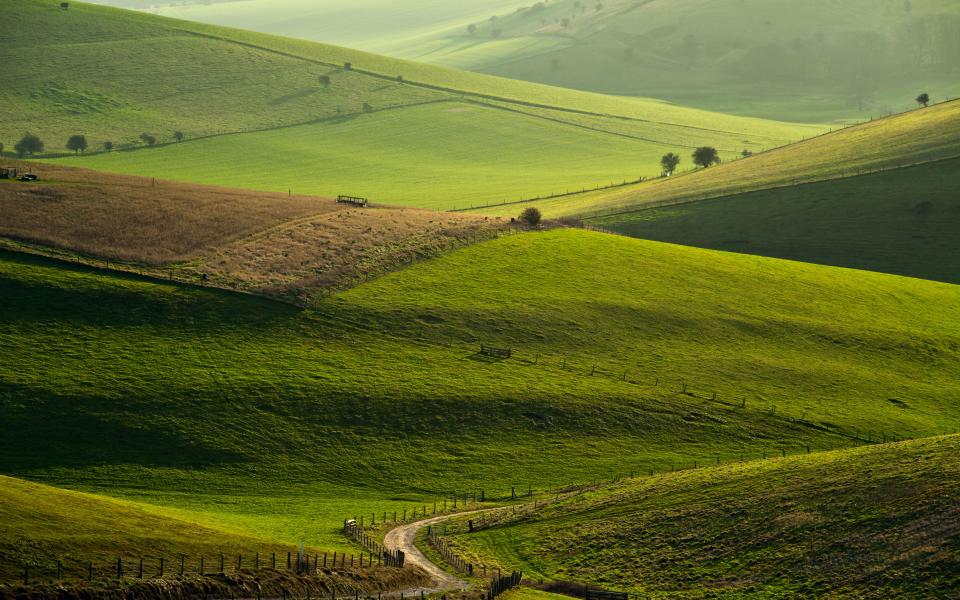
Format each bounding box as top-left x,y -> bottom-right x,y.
0,251 -> 297,330
269,87 -> 319,106
0,382 -> 246,473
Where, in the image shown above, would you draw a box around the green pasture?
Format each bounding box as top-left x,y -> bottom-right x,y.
596,157 -> 960,285
44,101 -> 759,209
443,435 -> 960,597
86,0 -> 960,122
2,229 -> 959,561
6,0 -> 819,162
468,99 -> 960,218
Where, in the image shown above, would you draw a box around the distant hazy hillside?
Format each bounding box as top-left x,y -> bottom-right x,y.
117,0 -> 960,121
102,0 -> 529,53
405,0 -> 960,121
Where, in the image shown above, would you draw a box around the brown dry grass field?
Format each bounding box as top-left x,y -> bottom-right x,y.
0,160 -> 506,303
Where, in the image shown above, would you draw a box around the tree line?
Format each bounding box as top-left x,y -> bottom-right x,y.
657,91 -> 934,177
4,131 -> 186,158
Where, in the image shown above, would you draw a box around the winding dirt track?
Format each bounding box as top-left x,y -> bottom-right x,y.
383,510 -> 488,593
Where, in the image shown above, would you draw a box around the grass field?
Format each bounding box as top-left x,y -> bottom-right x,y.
595,157 -> 960,285
0,474 -> 295,581
41,102 -> 684,208
0,476 -> 432,591
8,0 -> 823,205
438,435 -> 960,597
468,100 -> 960,218
2,229 -> 959,556
97,0 -> 960,122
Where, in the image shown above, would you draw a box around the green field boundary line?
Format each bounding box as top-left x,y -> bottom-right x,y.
577,152 -> 960,222
35,99 -> 456,160
449,177 -> 647,213
463,99 -> 748,151
173,27 -> 829,136
457,99 -> 960,215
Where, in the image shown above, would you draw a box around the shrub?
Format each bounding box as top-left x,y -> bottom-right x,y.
520,207 -> 542,227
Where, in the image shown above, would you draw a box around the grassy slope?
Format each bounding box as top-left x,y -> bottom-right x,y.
8,0 -> 821,206
469,100 -> 960,218
2,229 -> 959,552
42,102 -> 681,209
392,0 -> 960,122
0,474 -> 297,580
596,157 -> 960,285
444,435 -> 960,598
112,0 -> 960,122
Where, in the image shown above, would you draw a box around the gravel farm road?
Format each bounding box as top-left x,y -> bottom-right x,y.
383,510 -> 489,593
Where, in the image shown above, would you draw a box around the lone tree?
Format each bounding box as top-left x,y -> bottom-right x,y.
318,74 -> 331,86
660,152 -> 681,176
103,141 -> 114,152
66,134 -> 88,155
519,207 -> 542,227
467,23 -> 477,35
692,146 -> 720,169
14,133 -> 44,158
0,142 -> 4,157
139,133 -> 157,146
916,92 -> 930,107
362,102 -> 373,113
173,131 -> 184,143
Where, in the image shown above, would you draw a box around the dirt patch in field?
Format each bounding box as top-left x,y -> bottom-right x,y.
0,161 -> 332,265
0,160 -> 509,303
197,206 -> 508,305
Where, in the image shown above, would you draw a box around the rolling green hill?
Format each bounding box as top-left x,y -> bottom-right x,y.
2,229 -> 959,553
595,157 -> 960,285
93,0 -> 960,122
437,435 -> 960,598
0,474 -> 295,581
469,99 -> 960,218
6,0 -> 821,207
